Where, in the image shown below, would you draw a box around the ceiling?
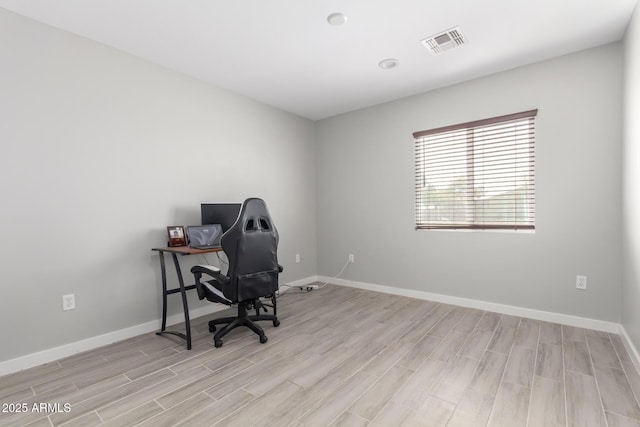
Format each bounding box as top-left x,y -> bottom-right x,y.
0,0 -> 637,120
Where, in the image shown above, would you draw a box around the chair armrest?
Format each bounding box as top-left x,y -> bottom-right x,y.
191,264 -> 221,276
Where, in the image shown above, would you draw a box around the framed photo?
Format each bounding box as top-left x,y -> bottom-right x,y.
167,226 -> 186,247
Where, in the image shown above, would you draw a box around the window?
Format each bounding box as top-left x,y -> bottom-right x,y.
414,109 -> 537,230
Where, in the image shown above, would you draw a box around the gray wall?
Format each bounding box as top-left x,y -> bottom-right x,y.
0,5 -> 631,365
623,4 -> 640,351
0,9 -> 317,363
316,43 -> 623,322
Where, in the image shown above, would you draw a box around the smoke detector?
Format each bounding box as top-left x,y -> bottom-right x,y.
421,27 -> 466,54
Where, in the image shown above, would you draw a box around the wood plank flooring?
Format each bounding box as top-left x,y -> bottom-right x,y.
2,284 -> 640,426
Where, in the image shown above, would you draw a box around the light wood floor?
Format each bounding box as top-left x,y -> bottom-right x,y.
2,284 -> 640,427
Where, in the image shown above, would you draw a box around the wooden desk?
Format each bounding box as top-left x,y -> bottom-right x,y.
152,245 -> 222,349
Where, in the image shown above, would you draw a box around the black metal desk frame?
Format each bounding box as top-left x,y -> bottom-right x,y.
152,245 -> 221,350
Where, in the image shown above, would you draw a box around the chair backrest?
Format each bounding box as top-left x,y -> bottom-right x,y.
221,198 -> 280,302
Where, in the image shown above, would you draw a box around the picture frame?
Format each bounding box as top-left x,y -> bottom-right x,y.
167,226 -> 187,247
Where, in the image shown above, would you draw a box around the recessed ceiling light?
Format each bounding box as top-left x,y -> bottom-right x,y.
327,13 -> 348,26
378,58 -> 399,70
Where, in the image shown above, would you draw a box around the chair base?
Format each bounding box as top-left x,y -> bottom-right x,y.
208,296 -> 279,347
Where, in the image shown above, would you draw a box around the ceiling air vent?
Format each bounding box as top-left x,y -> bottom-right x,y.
421,26 -> 466,54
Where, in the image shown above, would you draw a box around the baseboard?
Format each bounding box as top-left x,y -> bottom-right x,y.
0,304 -> 226,377
3,275 -> 634,377
0,276 -> 321,376
319,276 -> 621,333
321,277 -> 640,372
325,275 -> 640,377
620,326 -> 640,373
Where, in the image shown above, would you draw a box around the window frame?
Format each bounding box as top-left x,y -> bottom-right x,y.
413,109 -> 537,231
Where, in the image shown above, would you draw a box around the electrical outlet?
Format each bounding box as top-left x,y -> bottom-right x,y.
349,254 -> 355,263
295,253 -> 300,263
576,275 -> 587,290
62,294 -> 76,311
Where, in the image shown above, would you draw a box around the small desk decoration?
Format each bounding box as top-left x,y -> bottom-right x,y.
167,226 -> 186,247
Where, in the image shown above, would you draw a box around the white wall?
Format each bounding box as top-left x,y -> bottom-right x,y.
623,4 -> 640,350
316,44 -> 623,322
0,9 -> 317,363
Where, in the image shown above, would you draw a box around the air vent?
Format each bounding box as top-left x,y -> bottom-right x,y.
421,26 -> 466,54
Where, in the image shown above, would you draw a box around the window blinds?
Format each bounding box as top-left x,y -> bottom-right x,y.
414,109 -> 537,230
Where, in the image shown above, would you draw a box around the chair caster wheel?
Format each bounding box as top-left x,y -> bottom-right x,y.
273,319 -> 280,327
209,325 -> 216,333
214,339 -> 223,348
259,335 -> 268,344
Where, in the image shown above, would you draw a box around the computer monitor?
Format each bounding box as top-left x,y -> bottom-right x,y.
201,203 -> 241,233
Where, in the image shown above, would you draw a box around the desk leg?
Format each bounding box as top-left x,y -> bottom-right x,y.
171,252 -> 192,350
158,251 -> 168,332
154,250 -> 192,350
